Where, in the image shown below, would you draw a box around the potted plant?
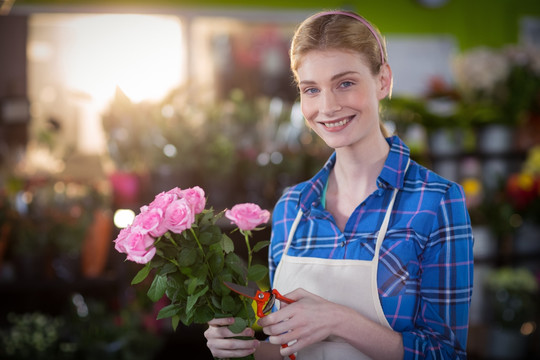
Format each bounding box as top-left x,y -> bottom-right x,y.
485,267 -> 538,359
453,46 -> 540,154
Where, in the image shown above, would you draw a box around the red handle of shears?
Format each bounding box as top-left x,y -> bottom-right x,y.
257,289 -> 295,360
281,343 -> 296,360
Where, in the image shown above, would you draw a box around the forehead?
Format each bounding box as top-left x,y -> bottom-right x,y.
296,49 -> 371,82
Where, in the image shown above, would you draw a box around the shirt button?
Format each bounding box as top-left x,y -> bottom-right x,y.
340,242 -> 345,247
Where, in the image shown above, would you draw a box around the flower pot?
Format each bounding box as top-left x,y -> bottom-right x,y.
429,128 -> 464,156
81,209 -> 113,278
110,171 -> 142,208
486,327 -> 528,359
477,124 -> 515,154
514,221 -> 540,256
473,225 -> 497,260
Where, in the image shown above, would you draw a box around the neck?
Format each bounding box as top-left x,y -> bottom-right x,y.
325,134 -> 390,231
332,134 -> 390,192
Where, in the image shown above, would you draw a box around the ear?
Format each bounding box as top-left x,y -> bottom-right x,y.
376,63 -> 393,100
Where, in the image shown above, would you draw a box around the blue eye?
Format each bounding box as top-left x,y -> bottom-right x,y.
340,81 -> 354,88
303,87 -> 320,94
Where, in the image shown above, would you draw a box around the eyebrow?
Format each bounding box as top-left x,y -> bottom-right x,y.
299,71 -> 360,85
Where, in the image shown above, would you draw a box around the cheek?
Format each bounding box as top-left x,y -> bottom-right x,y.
300,97 -> 317,121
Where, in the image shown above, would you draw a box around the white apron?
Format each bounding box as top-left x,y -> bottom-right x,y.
273,187 -> 400,360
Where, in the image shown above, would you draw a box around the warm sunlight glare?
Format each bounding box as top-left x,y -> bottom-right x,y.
61,14 -> 183,105
114,209 -> 136,229
29,13 -> 184,154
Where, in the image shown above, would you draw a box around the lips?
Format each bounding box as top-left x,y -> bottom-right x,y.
321,116 -> 353,129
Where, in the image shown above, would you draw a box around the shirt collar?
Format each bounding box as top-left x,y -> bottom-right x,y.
298,135 -> 411,213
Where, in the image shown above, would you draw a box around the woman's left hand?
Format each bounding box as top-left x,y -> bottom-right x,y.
257,288 -> 343,357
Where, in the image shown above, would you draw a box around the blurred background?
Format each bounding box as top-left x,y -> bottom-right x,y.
0,0 -> 539,359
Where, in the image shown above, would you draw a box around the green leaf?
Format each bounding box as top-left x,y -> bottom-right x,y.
252,240 -> 270,253
228,317 -> 248,334
221,234 -> 234,254
167,272 -> 185,289
192,263 -> 208,279
200,225 -> 221,245
221,295 -> 238,313
157,304 -> 181,320
159,262 -> 178,276
179,309 -> 194,327
147,274 -> 168,302
212,276 -> 229,296
187,277 -> 204,295
208,251 -> 224,274
177,247 -> 198,267
171,315 -> 180,331
199,209 -> 215,225
193,305 -> 214,324
186,285 -> 209,313
226,253 -> 247,278
247,264 -> 268,282
131,263 -> 152,285
211,295 -> 222,310
165,287 -> 181,302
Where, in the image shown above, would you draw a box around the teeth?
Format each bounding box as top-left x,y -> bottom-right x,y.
324,118 -> 349,128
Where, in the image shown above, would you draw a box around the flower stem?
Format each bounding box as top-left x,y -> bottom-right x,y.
190,228 -> 214,278
243,230 -> 252,269
164,231 -> 179,247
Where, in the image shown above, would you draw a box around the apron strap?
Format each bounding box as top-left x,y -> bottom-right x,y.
283,159 -> 410,262
283,208 -> 303,256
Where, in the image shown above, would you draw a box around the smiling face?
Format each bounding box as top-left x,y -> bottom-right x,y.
297,49 -> 391,150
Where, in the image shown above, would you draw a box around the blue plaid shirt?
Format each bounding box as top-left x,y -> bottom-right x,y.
269,136 -> 473,359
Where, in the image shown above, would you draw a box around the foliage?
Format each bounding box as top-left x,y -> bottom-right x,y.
0,300 -> 163,360
114,186 -> 271,359
384,45 -> 540,133
452,45 -> 540,126
486,267 -> 538,330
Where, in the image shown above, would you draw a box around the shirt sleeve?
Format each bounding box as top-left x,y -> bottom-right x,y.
401,182 -> 474,359
268,195 -> 287,289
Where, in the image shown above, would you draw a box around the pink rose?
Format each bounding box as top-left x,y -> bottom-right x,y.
225,203 -> 270,231
180,186 -> 206,214
149,191 -> 178,213
133,206 -> 166,238
166,187 -> 183,199
163,198 -> 195,233
114,226 -> 156,264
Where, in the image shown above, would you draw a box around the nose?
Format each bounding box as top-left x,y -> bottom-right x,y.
320,90 -> 341,115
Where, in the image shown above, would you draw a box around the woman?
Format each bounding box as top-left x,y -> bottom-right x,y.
205,10 -> 473,359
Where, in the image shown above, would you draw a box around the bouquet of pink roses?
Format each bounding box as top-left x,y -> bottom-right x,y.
114,186 -> 270,338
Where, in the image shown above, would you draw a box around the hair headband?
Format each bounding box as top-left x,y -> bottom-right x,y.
311,10 -> 385,65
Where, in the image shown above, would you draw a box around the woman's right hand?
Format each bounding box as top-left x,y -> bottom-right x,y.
204,317 -> 260,359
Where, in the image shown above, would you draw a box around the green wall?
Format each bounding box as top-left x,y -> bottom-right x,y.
13,0 -> 540,50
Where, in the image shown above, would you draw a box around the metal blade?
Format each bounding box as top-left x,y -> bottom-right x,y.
223,281 -> 258,299
262,293 -> 275,314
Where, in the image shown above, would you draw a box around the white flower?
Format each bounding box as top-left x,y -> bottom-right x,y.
453,47 -> 510,97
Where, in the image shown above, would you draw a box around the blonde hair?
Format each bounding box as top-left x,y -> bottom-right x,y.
290,10 -> 391,137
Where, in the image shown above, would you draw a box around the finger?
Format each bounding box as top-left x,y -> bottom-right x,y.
257,304 -> 294,328
208,317 -> 235,326
206,324 -> 255,339
207,338 -> 259,358
282,288 -> 308,301
280,338 -> 302,358
262,319 -> 293,337
207,339 -> 259,359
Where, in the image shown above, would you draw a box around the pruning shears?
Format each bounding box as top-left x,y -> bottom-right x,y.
224,281 -> 296,360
